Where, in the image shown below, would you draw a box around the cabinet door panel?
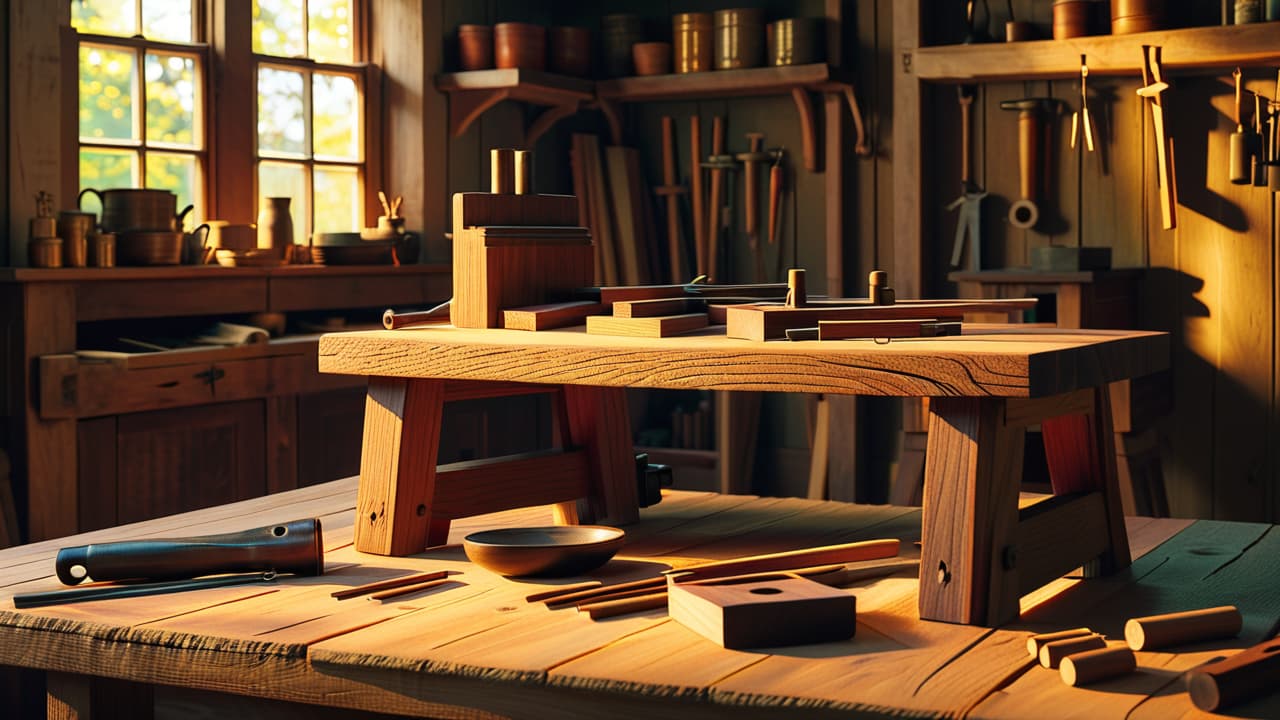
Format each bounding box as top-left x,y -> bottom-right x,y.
297,388 -> 365,487
115,401 -> 266,524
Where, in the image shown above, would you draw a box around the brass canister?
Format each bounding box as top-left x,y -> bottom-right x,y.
89,232 -> 117,267
714,8 -> 763,70
29,237 -> 63,268
673,12 -> 713,73
766,18 -> 825,66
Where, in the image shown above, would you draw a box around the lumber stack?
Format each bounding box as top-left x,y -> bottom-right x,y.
571,133 -> 659,287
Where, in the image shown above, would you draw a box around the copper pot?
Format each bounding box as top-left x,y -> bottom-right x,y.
117,230 -> 184,266
78,188 -> 190,233
494,22 -> 546,71
457,24 -> 493,71
549,26 -> 591,77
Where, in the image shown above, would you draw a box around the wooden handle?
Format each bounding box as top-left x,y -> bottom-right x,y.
331,570 -> 450,600
579,591 -> 668,619
1017,110 -> 1038,201
959,91 -> 974,185
1124,605 -> 1241,651
369,578 -> 453,601
707,116 -> 725,280
672,538 -> 899,582
1187,637 -> 1280,712
1027,627 -> 1094,658
786,268 -> 807,308
690,116 -> 705,276
661,117 -> 677,186
743,133 -> 764,234
541,575 -> 667,607
1060,645 -> 1136,687
768,163 -> 783,245
1234,67 -> 1244,128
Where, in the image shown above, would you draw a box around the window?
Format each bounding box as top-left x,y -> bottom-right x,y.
72,0 -> 205,228
254,0 -> 364,244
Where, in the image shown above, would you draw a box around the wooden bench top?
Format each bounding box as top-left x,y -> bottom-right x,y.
0,478 -> 1273,718
317,325 -> 1169,398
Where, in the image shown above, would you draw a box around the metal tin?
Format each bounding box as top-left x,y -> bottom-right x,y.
601,14 -> 643,78
28,237 -> 62,268
1111,0 -> 1165,34
714,8 -> 763,70
673,12 -> 714,73
766,18 -> 825,67
89,232 -> 116,267
1234,0 -> 1263,23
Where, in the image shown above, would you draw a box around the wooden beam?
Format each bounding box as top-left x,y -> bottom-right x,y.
209,0 -> 254,223
891,0 -> 924,298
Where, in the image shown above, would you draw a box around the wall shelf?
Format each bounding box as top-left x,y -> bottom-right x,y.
436,63 -> 867,170
914,22 -> 1280,82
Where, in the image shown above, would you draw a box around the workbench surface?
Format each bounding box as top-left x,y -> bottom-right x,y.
0,477 -> 1275,719
317,324 -> 1169,398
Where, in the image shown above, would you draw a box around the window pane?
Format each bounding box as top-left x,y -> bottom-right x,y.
142,0 -> 191,42
79,148 -> 140,215
146,54 -> 198,148
308,0 -> 354,64
80,46 -> 137,142
313,73 -> 358,161
146,152 -> 200,229
72,0 -> 137,37
314,165 -> 360,233
253,0 -> 305,58
257,67 -> 306,156
259,161 -> 308,244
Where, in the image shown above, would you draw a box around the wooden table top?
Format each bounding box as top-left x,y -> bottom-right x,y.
0,479 -> 1273,719
318,325 -> 1169,398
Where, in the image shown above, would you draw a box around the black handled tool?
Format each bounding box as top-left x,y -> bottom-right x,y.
55,518 -> 324,585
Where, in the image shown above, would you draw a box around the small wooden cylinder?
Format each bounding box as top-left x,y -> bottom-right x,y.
490,148 -> 516,194
1187,638 -> 1280,712
1124,606 -> 1242,651
601,14 -> 643,77
1111,0 -> 1165,34
1060,645 -> 1137,686
1004,21 -> 1036,41
513,150 -> 532,195
1039,634 -> 1107,669
494,22 -> 546,71
632,42 -> 672,76
868,270 -> 894,305
786,268 -> 808,308
1027,627 -> 1094,658
673,12 -> 714,73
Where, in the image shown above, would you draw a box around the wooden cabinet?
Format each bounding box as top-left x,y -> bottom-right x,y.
1,265 -> 450,543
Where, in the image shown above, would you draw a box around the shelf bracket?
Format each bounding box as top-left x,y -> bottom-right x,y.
525,102 -> 580,148
790,88 -> 819,172
841,85 -> 871,157
594,98 -> 624,146
449,88 -> 512,138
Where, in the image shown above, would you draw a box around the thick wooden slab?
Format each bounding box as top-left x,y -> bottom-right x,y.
319,325 -> 1169,399
586,313 -> 709,338
502,301 -> 603,331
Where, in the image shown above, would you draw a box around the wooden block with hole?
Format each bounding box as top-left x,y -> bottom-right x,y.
668,574 -> 856,649
451,192 -> 595,329
586,313 -> 708,338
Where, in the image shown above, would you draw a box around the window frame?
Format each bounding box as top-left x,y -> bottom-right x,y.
73,23 -> 211,226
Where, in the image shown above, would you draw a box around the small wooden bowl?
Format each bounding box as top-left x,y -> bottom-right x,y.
632,42 -> 672,76
463,526 -> 626,577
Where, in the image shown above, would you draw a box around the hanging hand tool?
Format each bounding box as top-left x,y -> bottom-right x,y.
690,116 -> 706,277
1271,71 -> 1280,192
768,151 -> 784,247
1253,93 -> 1269,186
1137,46 -> 1176,228
656,116 -> 689,283
999,97 -> 1061,230
947,85 -> 987,270
736,133 -> 770,282
706,116 -> 727,280
1070,55 -> 1095,152
1228,67 -> 1252,186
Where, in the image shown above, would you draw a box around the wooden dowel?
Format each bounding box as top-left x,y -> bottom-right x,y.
1124,606 -> 1242,651
1027,627 -> 1095,658
670,538 -> 899,582
1060,645 -> 1136,687
1039,634 -> 1107,669
579,591 -> 669,620
786,268 -> 807,308
1187,637 -> 1280,712
541,576 -> 667,607
524,581 -> 601,603
491,148 -> 515,194
369,578 -> 452,601
330,570 -> 450,600
573,584 -> 671,608
383,300 -> 452,330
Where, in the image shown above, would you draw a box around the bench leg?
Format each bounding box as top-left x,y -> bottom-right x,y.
563,386 -> 638,526
1041,385 -> 1131,576
919,397 -> 1024,626
355,377 -> 448,556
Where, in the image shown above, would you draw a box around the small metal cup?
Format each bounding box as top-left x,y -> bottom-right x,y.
88,232 -> 116,268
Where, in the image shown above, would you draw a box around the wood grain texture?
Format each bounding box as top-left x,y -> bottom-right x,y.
502,301 -> 603,331
319,325 -> 1168,399
563,385 -> 637,526
355,378 -> 445,555
725,299 -> 1034,340
586,313 -> 709,338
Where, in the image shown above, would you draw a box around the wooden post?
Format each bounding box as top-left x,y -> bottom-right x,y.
717,391 -> 762,495
355,377 -> 448,555
563,385 -> 638,526
919,397 -> 1023,625
891,0 -> 924,298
